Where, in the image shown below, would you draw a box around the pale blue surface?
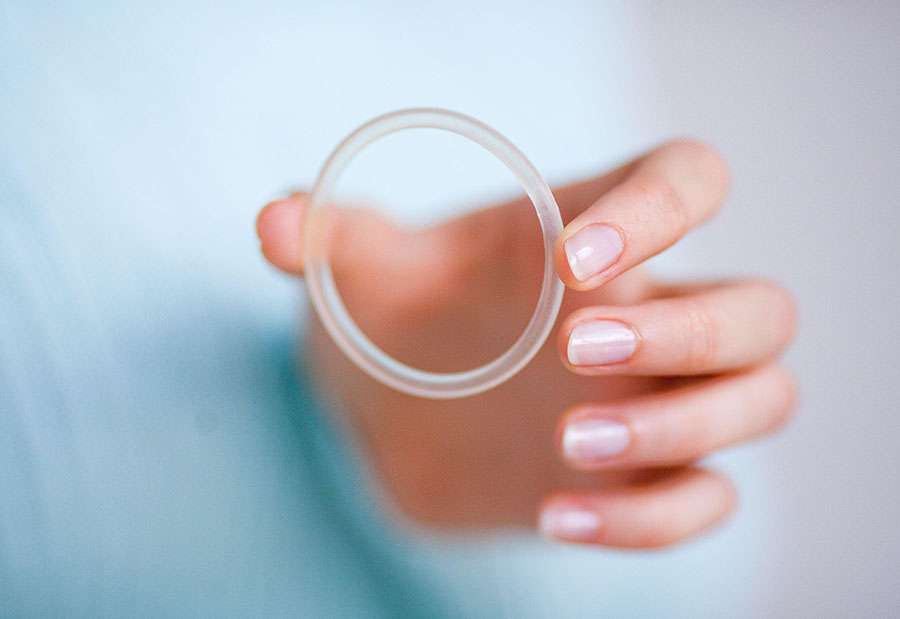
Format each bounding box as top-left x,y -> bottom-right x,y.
0,2 -> 767,617
0,3 -> 435,615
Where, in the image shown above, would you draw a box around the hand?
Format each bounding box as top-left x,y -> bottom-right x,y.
256,140 -> 796,548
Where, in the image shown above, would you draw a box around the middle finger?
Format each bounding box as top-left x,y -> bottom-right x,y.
558,278 -> 796,376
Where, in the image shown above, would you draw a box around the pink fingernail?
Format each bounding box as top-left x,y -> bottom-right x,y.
567,320 -> 636,366
564,224 -> 623,282
562,418 -> 630,462
539,502 -> 601,542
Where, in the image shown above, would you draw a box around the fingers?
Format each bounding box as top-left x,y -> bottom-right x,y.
540,367 -> 793,545
554,140 -> 730,290
539,468 -> 735,547
261,141 -> 729,290
556,365 -> 796,471
558,278 -> 797,375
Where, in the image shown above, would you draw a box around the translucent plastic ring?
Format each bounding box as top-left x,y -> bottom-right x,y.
303,108 -> 564,399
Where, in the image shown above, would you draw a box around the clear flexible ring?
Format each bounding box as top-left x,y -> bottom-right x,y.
303,108 -> 564,399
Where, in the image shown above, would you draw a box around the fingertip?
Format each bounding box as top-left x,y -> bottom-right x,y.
555,312 -> 573,367
256,194 -> 307,275
553,237 -> 583,290
553,236 -> 596,291
555,308 -> 640,377
556,407 -> 632,472
537,495 -> 603,544
554,222 -> 625,292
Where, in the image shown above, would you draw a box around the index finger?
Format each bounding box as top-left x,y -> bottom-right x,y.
554,140 -> 730,291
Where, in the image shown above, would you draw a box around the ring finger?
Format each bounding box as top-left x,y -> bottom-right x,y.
556,364 -> 796,471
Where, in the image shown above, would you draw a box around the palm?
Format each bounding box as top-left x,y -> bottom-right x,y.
306,204 -> 663,528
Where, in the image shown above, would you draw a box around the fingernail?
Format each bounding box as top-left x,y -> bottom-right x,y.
564,224 -> 623,282
562,418 -> 630,461
567,320 -> 636,366
539,503 -> 601,542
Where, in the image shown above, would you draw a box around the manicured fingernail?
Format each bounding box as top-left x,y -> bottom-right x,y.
539,503 -> 601,542
564,224 -> 623,282
562,418 -> 630,462
567,320 -> 636,366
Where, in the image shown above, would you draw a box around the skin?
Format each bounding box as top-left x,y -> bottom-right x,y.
256,140 -> 797,549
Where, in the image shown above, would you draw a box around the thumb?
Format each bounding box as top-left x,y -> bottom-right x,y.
256,192 -> 406,277
256,191 -> 548,290
256,194 -> 475,309
257,193 -> 548,340
256,193 -> 308,275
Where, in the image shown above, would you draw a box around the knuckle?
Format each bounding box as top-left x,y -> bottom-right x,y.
770,282 -> 799,349
746,277 -> 799,353
631,174 -> 692,238
632,498 -> 696,548
656,139 -> 731,219
744,365 -> 798,438
680,298 -> 721,370
770,366 -> 800,427
662,139 -> 732,195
